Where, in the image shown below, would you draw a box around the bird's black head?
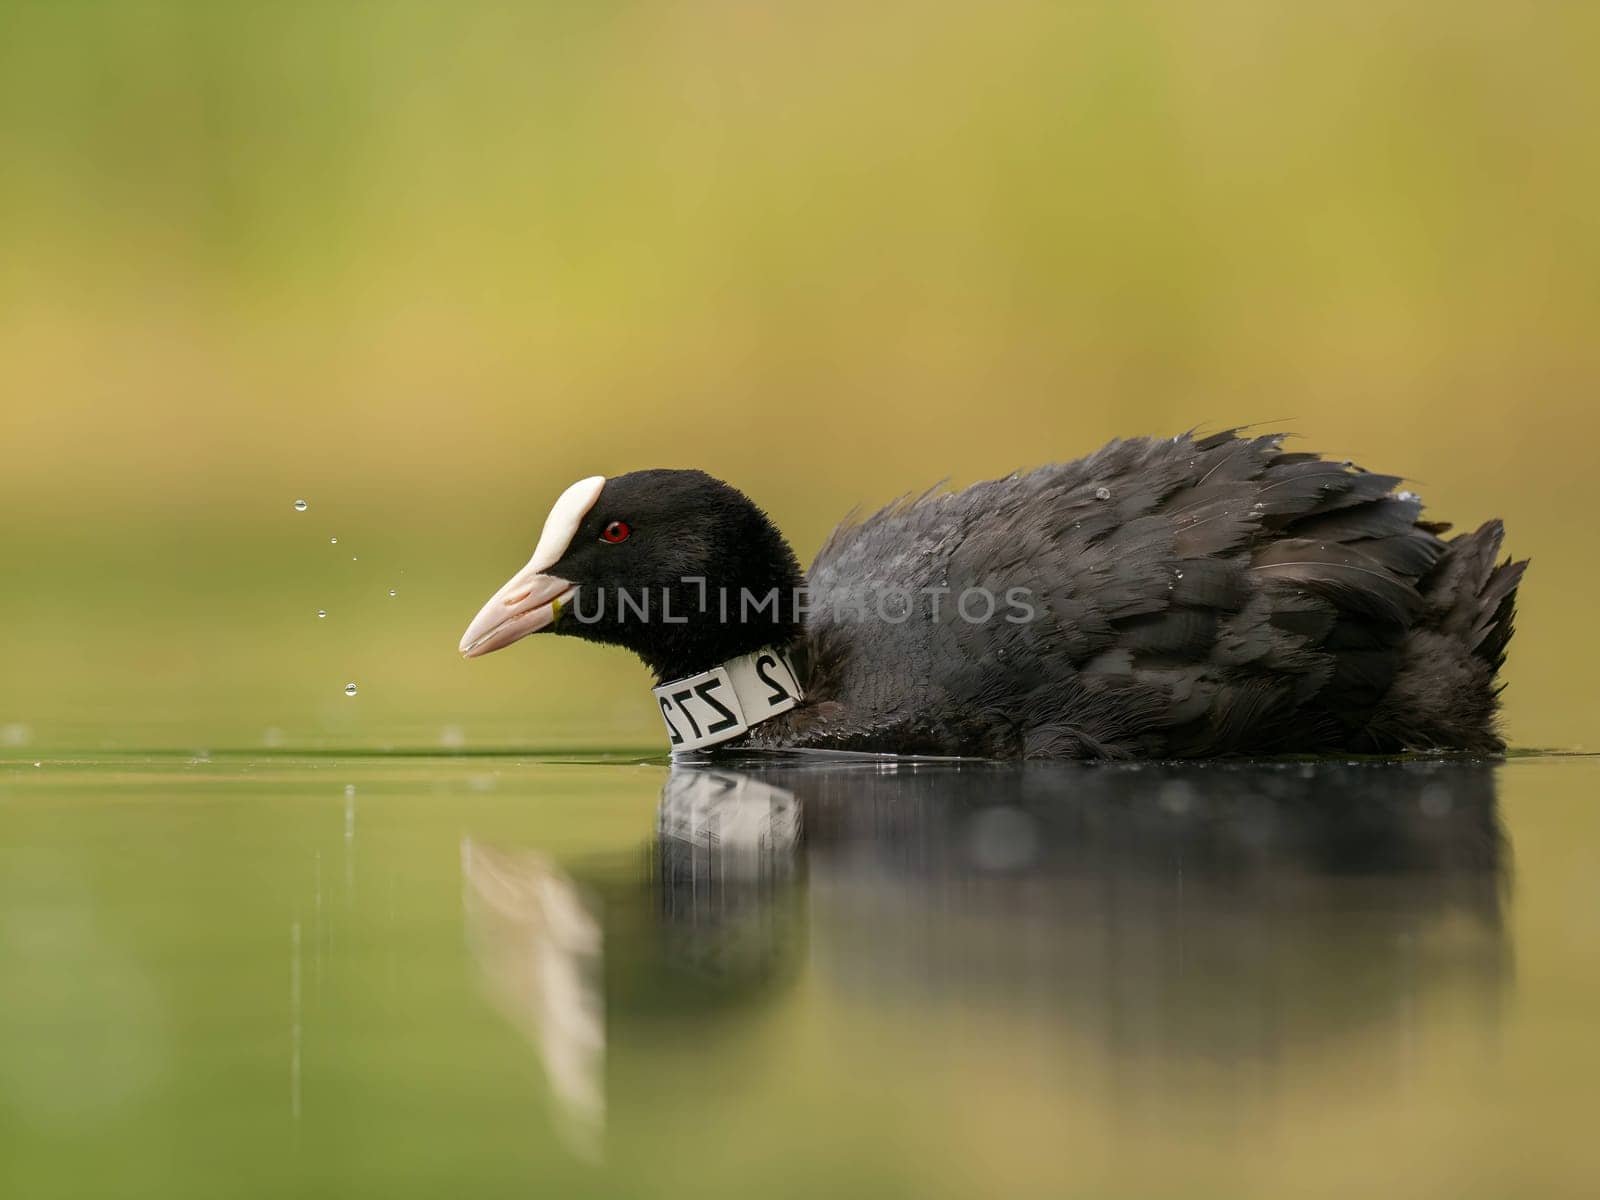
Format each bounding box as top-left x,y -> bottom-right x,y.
459,469 -> 805,682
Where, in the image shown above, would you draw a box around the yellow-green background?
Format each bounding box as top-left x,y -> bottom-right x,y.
3,1 -> 1597,753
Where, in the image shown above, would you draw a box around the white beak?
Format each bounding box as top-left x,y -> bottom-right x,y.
458,569 -> 578,658
458,475 -> 605,659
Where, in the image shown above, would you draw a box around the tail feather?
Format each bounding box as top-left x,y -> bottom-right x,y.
1475,556 -> 1527,674
1367,521 -> 1527,754
1424,521 -> 1527,668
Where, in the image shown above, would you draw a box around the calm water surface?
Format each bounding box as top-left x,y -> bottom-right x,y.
1,753 -> 1597,1198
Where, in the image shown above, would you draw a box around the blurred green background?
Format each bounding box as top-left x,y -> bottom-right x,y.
3,1 -> 1597,754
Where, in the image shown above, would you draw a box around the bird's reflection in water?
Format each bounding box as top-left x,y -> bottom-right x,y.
464,756 -> 1508,1151
655,757 -> 1508,1064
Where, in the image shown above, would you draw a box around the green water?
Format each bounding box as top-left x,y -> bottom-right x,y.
2,753 -> 1597,1198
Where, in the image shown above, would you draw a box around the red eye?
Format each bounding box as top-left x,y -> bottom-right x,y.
601,520 -> 631,544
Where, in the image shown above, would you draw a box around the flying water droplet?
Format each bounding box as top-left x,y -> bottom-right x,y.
293,499 -> 308,512
388,588 -> 397,597
317,609 -> 326,619
330,537 -> 338,544
343,682 -> 358,697
1094,487 -> 1111,501
1397,490 -> 1418,502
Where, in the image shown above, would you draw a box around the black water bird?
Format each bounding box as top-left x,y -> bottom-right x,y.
459,431 -> 1526,758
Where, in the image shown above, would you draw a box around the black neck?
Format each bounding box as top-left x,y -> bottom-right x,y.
637,559 -> 807,683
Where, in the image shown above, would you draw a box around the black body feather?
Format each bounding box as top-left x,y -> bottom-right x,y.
744,431 -> 1527,758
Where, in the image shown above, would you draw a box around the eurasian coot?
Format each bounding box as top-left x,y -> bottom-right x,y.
459,431 -> 1525,758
